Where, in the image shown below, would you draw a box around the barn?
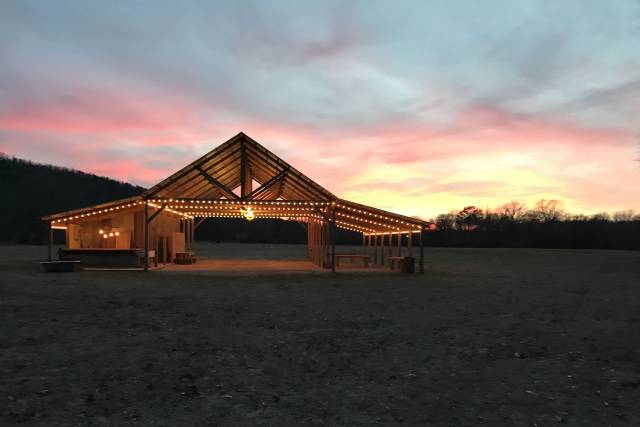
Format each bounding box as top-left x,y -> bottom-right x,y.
43,133 -> 429,272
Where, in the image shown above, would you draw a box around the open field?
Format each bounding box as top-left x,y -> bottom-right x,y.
1,244 -> 640,426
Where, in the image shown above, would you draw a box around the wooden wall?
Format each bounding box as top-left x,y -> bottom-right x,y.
63,206 -> 184,262
306,216 -> 329,268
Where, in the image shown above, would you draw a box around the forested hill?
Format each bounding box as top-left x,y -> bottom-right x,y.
0,154 -> 144,243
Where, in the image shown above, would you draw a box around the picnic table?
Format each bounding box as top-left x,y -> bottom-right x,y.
335,254 -> 370,267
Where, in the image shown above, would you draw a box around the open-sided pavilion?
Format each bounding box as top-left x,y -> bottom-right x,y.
43,133 -> 430,272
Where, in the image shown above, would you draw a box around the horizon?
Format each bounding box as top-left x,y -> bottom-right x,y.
1,1 -> 639,218
4,151 -> 637,222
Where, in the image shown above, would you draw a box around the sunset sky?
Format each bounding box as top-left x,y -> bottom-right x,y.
1,1 -> 639,219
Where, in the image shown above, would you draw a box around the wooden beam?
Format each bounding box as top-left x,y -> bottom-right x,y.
190,218 -> 195,252
194,217 -> 207,229
331,208 -> 336,272
195,165 -> 240,200
419,226 -> 424,274
373,233 -> 378,264
143,134 -> 242,198
144,202 -> 149,271
240,138 -> 252,199
168,150 -> 240,199
245,168 -> 289,200
48,223 -> 53,261
147,204 -> 166,223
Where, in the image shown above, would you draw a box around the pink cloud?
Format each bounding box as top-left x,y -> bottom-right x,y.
1,91 -> 638,216
0,88 -> 205,137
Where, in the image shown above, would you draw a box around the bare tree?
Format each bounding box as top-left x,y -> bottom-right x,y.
498,200 -> 527,221
531,199 -> 566,222
613,210 -> 636,222
590,212 -> 610,221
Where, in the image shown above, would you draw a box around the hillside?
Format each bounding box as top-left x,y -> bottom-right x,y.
0,154 -> 144,244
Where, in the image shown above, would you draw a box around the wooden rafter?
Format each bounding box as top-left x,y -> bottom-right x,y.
195,165 -> 240,200
245,168 -> 289,200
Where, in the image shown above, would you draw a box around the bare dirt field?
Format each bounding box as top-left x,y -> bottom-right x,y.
1,243 -> 639,426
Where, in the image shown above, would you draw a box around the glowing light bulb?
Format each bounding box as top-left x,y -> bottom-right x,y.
109,232 -> 114,237
240,206 -> 255,221
103,234 -> 108,239
115,231 -> 120,236
98,229 -> 104,234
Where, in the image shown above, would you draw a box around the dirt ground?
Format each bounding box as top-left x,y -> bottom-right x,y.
1,243 -> 639,426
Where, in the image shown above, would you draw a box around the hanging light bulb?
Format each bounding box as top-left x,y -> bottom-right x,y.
98,229 -> 104,234
240,206 -> 255,221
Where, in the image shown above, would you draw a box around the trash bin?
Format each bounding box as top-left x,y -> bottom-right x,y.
401,256 -> 415,273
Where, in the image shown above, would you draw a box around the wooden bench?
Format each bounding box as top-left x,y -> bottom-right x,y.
335,254 -> 370,267
174,251 -> 196,265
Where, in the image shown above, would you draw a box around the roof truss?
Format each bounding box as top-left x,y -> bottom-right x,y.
44,132 -> 431,233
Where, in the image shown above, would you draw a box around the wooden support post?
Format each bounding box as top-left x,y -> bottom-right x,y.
419,226 -> 424,274
332,211 -> 336,272
380,233 -> 385,266
366,234 -> 370,257
184,217 -> 188,252
190,218 -> 195,252
48,223 -> 53,261
240,138 -> 252,198
318,221 -> 321,267
362,233 -> 366,255
144,201 -> 149,271
322,220 -> 327,269
160,209 -> 165,264
397,232 -> 401,257
319,220 -> 323,268
387,233 -> 392,262
373,233 -> 378,264
408,231 -> 413,258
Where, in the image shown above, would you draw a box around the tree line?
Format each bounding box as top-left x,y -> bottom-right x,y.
1,154 -> 638,249
426,200 -> 640,250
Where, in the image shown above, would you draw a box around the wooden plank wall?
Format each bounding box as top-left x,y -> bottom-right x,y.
306,216 -> 329,268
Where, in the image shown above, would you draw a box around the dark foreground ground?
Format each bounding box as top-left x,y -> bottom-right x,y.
1,244 -> 639,426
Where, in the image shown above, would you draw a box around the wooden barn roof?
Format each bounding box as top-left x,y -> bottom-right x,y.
44,132 -> 430,234
143,132 -> 335,202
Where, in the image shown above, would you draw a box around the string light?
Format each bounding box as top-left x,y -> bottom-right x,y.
47,197 -> 428,235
